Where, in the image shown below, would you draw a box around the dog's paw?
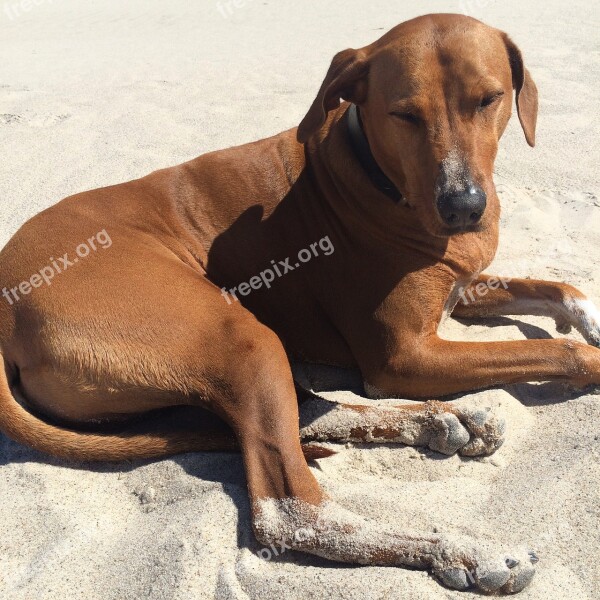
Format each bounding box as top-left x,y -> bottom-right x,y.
434,540 -> 538,593
559,296 -> 600,347
428,407 -> 505,457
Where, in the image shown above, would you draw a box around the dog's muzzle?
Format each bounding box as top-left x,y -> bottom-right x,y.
436,184 -> 487,231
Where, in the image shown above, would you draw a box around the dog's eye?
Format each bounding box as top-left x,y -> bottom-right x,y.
478,92 -> 504,111
389,111 -> 421,125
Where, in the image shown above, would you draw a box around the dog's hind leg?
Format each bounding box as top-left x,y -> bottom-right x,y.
252,492 -> 538,593
298,395 -> 504,456
225,332 -> 535,593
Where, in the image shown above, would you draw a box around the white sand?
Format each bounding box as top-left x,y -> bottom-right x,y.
0,1 -> 599,598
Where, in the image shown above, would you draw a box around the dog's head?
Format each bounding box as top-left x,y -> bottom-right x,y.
297,14 -> 538,238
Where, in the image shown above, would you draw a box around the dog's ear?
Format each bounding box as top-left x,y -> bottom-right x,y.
502,34 -> 538,147
297,48 -> 369,144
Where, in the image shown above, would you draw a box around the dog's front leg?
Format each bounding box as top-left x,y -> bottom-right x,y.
452,275 -> 600,346
356,272 -> 600,399
365,335 -> 600,398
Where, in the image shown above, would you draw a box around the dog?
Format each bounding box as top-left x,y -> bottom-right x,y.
1,13 -> 598,594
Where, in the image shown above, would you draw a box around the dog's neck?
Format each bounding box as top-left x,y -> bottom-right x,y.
346,104 -> 403,204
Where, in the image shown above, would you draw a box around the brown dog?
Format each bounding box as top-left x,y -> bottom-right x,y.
1,13 -> 598,593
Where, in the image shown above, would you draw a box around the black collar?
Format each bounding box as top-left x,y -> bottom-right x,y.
346,103 -> 403,204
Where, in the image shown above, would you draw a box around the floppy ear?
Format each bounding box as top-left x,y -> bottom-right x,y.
502,34 -> 538,147
297,48 -> 369,143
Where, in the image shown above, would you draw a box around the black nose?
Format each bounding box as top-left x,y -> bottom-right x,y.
437,185 -> 487,230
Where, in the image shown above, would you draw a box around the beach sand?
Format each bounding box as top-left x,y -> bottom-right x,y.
0,1 -> 599,598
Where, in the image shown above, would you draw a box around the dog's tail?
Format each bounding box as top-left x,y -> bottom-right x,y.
0,357 -> 335,462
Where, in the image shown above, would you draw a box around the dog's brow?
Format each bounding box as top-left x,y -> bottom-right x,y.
388,98 -> 422,114
471,78 -> 504,96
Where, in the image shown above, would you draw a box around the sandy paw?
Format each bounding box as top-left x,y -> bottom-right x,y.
561,297 -> 600,347
429,407 -> 505,457
435,541 -> 537,593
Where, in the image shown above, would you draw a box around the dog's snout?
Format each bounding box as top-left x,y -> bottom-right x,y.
437,184 -> 487,230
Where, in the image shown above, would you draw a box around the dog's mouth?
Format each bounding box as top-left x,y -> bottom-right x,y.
438,222 -> 484,237
398,196 -> 414,209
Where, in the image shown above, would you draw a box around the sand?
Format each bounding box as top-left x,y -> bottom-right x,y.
0,1 -> 599,598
